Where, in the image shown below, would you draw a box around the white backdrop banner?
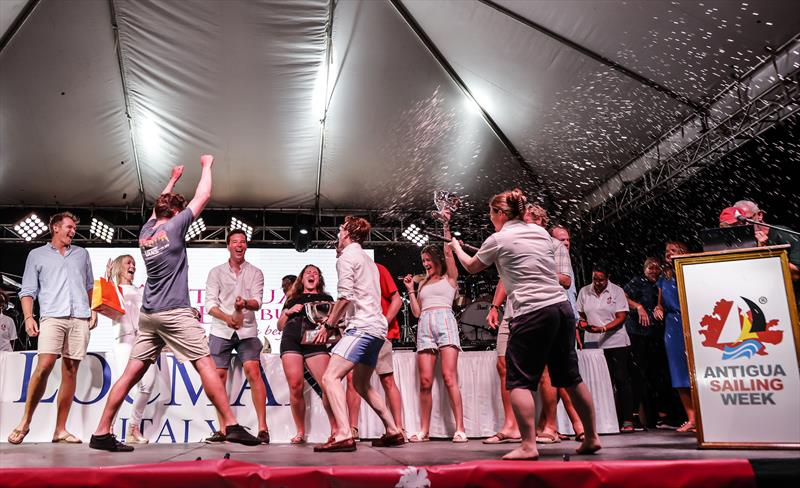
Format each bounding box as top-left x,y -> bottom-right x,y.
84,247 -> 371,353
0,350 -> 619,443
679,253 -> 800,446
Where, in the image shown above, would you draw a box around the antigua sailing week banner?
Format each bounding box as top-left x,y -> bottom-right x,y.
675,247 -> 800,448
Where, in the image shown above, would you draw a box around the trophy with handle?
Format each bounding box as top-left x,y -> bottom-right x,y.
430,190 -> 461,222
301,301 -> 342,345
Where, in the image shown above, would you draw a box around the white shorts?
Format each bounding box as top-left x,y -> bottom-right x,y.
416,309 -> 461,352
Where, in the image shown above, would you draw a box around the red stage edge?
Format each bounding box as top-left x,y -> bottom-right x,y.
0,459 -> 756,488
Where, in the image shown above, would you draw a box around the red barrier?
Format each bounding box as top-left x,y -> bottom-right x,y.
0,459 -> 755,488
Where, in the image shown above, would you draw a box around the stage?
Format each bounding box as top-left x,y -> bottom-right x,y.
1,431 -> 797,487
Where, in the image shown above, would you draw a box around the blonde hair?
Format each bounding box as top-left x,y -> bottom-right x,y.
109,254 -> 135,285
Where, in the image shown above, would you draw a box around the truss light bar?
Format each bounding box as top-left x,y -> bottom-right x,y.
89,217 -> 115,243
229,217 -> 254,241
185,218 -> 206,241
13,214 -> 48,241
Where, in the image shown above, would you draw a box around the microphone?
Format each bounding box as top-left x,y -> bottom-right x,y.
735,215 -> 800,237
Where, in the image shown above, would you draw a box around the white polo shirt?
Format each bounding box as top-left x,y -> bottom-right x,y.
577,281 -> 629,349
336,242 -> 387,339
205,260 -> 264,340
476,220 -> 566,318
0,313 -> 17,352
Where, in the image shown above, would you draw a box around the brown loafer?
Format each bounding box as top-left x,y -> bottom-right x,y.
371,432 -> 405,447
313,437 -> 356,452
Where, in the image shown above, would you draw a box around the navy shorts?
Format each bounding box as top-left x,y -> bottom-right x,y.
209,333 -> 263,369
505,301 -> 582,391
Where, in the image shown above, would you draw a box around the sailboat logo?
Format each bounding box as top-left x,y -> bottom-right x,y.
699,297 -> 783,360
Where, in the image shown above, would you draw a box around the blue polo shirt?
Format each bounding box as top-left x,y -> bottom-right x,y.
19,243 -> 94,318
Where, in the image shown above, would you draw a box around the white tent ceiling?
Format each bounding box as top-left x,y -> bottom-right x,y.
1,0 -> 798,217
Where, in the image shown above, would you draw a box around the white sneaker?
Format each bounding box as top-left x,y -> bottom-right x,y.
126,424 -> 149,444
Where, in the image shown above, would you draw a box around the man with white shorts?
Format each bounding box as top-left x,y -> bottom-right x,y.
313,216 -> 405,452
8,211 -> 97,445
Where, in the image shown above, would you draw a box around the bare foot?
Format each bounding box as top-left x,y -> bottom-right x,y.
502,445 -> 539,460
575,435 -> 602,455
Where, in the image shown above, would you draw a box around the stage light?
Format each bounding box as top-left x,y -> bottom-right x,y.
89,217 -> 115,243
229,217 -> 253,241
452,231 -> 461,237
299,228 -> 309,235
402,224 -> 429,247
185,218 -> 206,241
13,214 -> 48,241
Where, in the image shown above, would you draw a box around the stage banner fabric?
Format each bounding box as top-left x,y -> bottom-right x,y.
0,350 -> 619,443
676,249 -> 800,448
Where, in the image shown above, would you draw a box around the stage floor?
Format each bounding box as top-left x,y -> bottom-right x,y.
2,430 -> 798,469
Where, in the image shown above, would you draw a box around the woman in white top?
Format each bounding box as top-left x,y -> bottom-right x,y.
108,255 -> 157,444
403,214 -> 467,443
449,188 -> 601,460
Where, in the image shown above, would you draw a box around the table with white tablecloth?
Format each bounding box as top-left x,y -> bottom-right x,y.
0,349 -> 618,443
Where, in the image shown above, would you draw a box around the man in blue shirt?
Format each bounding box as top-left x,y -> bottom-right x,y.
8,212 -> 97,445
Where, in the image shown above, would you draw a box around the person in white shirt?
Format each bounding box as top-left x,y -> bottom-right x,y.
0,292 -> 17,352
314,216 -> 405,452
106,255 -> 157,443
204,229 -> 269,444
577,265 -> 632,432
450,188 -> 600,460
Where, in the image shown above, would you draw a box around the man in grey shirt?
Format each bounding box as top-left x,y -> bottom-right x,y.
89,156 -> 259,451
8,212 -> 97,445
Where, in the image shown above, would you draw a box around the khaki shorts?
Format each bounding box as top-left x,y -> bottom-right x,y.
374,339 -> 394,375
131,308 -> 210,363
38,317 -> 90,360
496,318 -> 510,357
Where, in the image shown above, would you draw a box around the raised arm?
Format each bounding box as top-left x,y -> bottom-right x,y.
149,165 -> 184,220
187,155 -> 214,218
442,217 -> 459,282
449,238 -> 488,275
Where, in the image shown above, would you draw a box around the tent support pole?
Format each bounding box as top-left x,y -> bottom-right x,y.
0,0 -> 39,53
314,0 -> 336,224
109,0 -> 147,216
388,0 -> 545,193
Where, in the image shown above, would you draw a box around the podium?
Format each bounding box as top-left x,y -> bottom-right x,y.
674,245 -> 800,449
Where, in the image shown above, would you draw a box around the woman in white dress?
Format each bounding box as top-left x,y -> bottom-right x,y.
108,255 -> 157,443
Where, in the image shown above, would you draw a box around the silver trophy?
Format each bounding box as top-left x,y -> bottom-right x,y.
431,190 -> 461,222
301,301 -> 341,345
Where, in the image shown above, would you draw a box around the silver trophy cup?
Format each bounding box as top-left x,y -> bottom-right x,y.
431,190 -> 461,222
301,301 -> 340,345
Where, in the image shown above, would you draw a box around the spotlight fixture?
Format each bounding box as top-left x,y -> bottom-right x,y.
13,214 -> 48,241
89,217 -> 115,243
185,218 -> 206,241
293,215 -> 314,252
229,217 -> 254,241
402,224 -> 429,248
452,230 -> 462,237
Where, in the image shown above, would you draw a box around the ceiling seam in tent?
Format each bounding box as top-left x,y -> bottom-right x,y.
314,0 -> 336,224
108,0 -> 146,215
389,0 -> 548,199
0,0 -> 39,53
476,0 -> 704,114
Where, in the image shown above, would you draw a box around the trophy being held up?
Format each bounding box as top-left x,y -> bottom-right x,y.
301,301 -> 342,346
431,190 -> 461,223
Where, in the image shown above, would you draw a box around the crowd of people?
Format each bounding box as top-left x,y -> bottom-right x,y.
4,154 -> 798,460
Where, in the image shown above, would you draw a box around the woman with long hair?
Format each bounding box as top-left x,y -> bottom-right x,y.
107,255 -> 157,443
449,188 -> 600,460
277,265 -> 338,443
653,241 -> 696,433
404,214 -> 467,443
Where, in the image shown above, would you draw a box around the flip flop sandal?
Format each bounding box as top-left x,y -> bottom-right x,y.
452,431 -> 469,443
483,432 -> 522,444
574,432 -> 585,442
535,432 -> 561,444
408,432 -> 430,443
8,428 -> 30,445
52,433 -> 82,444
557,432 -> 570,441
290,434 -> 306,444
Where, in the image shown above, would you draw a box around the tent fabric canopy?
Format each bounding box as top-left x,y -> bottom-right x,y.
1,0 -> 798,217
